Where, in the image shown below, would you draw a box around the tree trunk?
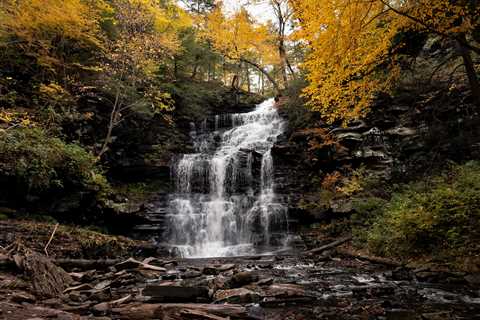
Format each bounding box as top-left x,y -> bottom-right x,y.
239,58 -> 280,94
174,57 -> 178,78
286,57 -> 296,78
191,55 -> 200,79
261,71 -> 265,95
456,36 -> 480,105
231,74 -> 239,89
245,65 -> 251,93
191,64 -> 199,79
279,38 -> 289,88
305,236 -> 352,255
222,62 -> 227,84
97,91 -> 120,160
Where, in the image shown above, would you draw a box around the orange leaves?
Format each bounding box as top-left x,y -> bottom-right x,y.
321,171 -> 342,191
299,127 -> 338,151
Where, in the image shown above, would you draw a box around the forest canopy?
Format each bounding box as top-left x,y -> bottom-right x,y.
292,0 -> 480,124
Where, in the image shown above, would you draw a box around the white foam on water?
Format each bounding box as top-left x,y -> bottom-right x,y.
166,98 -> 289,258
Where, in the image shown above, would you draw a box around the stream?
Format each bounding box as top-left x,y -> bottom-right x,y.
112,99 -> 480,319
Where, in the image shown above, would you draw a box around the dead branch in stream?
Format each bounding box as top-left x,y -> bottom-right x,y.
336,248 -> 403,267
54,258 -> 123,270
44,223 -> 59,257
305,236 -> 352,255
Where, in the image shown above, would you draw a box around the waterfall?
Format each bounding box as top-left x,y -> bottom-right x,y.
165,98 -> 289,258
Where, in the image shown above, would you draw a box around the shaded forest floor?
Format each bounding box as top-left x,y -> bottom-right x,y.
0,219 -> 151,260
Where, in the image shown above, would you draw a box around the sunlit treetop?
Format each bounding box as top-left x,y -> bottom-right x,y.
292,0 -> 402,124
0,0 -> 105,53
205,6 -> 278,64
292,0 -> 480,125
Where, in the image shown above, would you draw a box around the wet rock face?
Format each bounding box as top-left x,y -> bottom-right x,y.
273,88 -> 480,227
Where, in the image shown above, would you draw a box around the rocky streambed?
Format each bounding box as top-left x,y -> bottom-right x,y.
2,249 -> 480,320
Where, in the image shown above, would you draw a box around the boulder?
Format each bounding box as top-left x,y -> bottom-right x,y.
217,263 -> 236,272
256,278 -> 274,286
203,266 -> 220,275
385,309 -> 418,320
213,288 -> 261,303
263,284 -> 306,298
230,272 -> 259,288
92,302 -> 110,316
143,285 -> 209,302
210,275 -> 230,291
182,270 -> 202,279
464,273 -> 480,285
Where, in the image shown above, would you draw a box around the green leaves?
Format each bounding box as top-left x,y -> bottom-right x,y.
0,127 -> 109,197
364,161 -> 480,259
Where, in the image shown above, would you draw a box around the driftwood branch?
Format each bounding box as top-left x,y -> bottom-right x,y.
111,303 -> 251,320
305,236 -> 352,255
0,256 -> 123,271
54,258 -> 123,270
44,223 -> 59,257
336,248 -> 402,267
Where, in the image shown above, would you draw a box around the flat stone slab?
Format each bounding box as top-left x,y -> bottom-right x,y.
143,285 -> 209,302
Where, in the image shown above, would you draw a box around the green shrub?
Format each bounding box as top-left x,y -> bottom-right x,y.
0,127 -> 110,198
351,196 -> 386,244
365,161 -> 480,258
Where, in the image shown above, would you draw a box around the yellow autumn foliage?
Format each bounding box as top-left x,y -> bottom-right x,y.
292,0 -> 479,124
205,7 -> 278,65
292,0 -> 402,125
0,0 -> 104,59
387,0 -> 479,36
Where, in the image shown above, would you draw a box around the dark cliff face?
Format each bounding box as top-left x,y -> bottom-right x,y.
271,85 -> 480,230
113,88 -> 265,240
106,83 -> 262,185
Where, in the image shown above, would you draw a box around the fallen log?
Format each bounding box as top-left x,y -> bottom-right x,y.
336,248 -> 403,267
111,303 -> 257,320
1,256 -> 122,271
54,259 -> 122,270
305,236 -> 352,255
181,309 -> 228,320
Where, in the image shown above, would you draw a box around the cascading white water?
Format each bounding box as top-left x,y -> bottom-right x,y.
165,98 -> 289,258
